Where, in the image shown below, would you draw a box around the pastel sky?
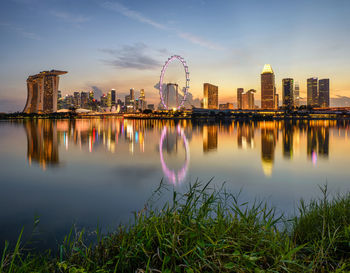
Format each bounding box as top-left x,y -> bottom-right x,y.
1,0 -> 350,112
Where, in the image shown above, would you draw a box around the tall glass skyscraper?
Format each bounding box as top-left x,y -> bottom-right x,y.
282,78 -> 294,108
261,64 -> 275,109
294,82 -> 300,107
319,79 -> 330,108
203,83 -> 218,109
307,78 -> 318,107
111,89 -> 116,106
237,88 -> 244,109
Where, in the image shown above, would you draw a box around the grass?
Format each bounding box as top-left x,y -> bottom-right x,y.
0,181 -> 349,272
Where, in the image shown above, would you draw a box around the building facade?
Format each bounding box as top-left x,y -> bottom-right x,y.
203,83 -> 218,109
282,78 -> 294,108
242,89 -> 256,109
237,88 -> 244,109
319,79 -> 330,107
111,89 -> 116,106
261,64 -> 276,109
81,92 -> 89,109
307,78 -> 318,107
294,82 -> 300,107
23,70 -> 67,113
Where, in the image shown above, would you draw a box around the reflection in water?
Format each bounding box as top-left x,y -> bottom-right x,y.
307,121 -> 329,165
237,121 -> 255,149
25,120 -> 59,169
203,125 -> 218,152
261,121 -> 278,177
23,119 -> 336,178
159,125 -> 190,185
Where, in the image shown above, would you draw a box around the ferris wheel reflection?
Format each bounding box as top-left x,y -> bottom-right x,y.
159,125 -> 190,185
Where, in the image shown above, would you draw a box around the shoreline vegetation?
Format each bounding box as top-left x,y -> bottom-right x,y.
0,182 -> 349,272
2,108 -> 350,121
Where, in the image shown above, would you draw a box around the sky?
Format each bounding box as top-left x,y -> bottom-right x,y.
1,0 -> 350,112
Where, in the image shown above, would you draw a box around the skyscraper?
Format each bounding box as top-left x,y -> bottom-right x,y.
140,89 -> 145,100
73,92 -> 81,108
294,82 -> 300,107
130,88 -> 135,101
261,64 -> 276,109
130,88 -> 135,110
319,79 -> 330,108
111,89 -> 116,106
81,92 -> 89,108
307,78 -> 318,107
282,78 -> 294,108
203,83 -> 218,109
23,70 -> 67,113
242,89 -> 256,109
139,89 -> 146,110
237,88 -> 244,109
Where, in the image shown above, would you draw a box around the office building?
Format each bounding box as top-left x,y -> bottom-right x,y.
81,92 -> 89,108
73,92 -> 81,108
111,89 -> 116,106
138,89 -> 146,110
203,83 -> 218,109
237,88 -> 244,109
57,90 -> 63,110
140,89 -> 145,101
261,64 -> 276,109
242,89 -> 256,109
307,78 -> 318,107
294,82 -> 300,107
319,79 -> 330,108
125,94 -> 131,106
282,78 -> 294,108
23,70 -> 67,113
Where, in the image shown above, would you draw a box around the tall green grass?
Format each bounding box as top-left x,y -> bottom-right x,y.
0,181 -> 349,272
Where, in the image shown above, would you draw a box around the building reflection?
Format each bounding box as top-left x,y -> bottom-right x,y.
307,121 -> 329,165
25,120 -> 59,170
237,121 -> 255,149
203,125 -> 218,152
260,121 -> 278,177
282,121 -> 293,159
22,119 -> 340,177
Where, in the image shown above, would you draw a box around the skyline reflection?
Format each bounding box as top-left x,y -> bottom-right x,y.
23,119 -> 342,178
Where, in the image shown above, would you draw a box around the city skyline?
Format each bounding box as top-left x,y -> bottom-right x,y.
1,0 -> 350,112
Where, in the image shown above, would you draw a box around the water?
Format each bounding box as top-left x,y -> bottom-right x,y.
0,118 -> 349,250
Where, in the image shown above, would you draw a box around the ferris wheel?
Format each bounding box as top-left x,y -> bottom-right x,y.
159,55 -> 190,110
159,125 -> 190,185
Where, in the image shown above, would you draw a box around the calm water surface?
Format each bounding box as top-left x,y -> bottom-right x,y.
0,118 -> 349,249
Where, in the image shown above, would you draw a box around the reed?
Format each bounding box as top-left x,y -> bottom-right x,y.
0,181 -> 349,272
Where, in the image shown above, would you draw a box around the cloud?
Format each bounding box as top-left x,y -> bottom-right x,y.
100,43 -> 162,70
101,1 -> 225,51
0,22 -> 41,40
102,2 -> 167,30
177,31 -> 224,51
331,95 -> 350,107
51,11 -> 90,23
